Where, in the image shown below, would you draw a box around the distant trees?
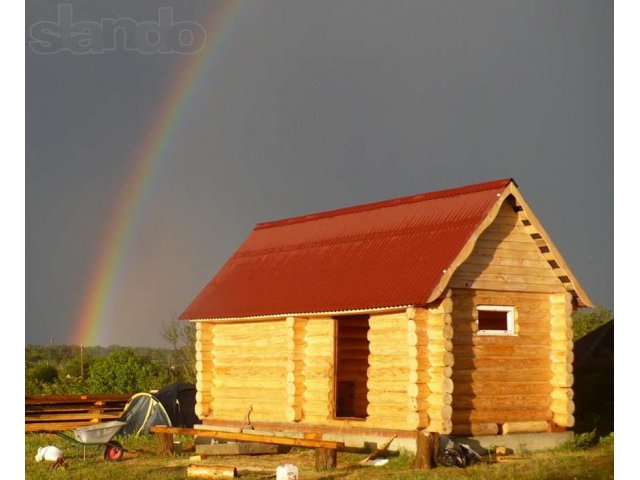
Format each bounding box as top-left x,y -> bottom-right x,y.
25,341 -> 195,396
161,319 -> 196,384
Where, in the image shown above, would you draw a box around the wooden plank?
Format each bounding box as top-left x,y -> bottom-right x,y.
451,394 -> 550,410
453,298 -> 551,310
461,256 -> 552,269
466,247 -> 549,261
480,231 -> 545,244
26,406 -> 124,414
195,442 -> 278,456
150,426 -> 345,450
453,357 -> 550,370
449,279 -> 564,293
452,368 -> 551,383
187,464 -> 237,478
452,332 -> 552,345
452,271 -> 562,286
502,421 -> 548,435
452,345 -> 550,358
453,381 -> 551,396
450,423 -> 499,436
26,412 -> 121,422
26,422 -> 95,432
451,408 -> 552,424
26,394 -> 131,404
474,239 -> 541,253
455,262 -> 558,277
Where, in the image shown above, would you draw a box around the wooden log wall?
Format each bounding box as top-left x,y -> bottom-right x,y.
423,295 -> 454,434
286,316 -> 307,422
195,321 -> 214,419
302,317 -> 336,423
445,196 -> 580,434
451,289 -> 554,434
549,292 -> 575,428
366,310 -> 419,430
409,307 -> 429,430
210,320 -> 289,422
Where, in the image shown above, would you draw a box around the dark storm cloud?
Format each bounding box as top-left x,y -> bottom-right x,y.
26,0 -> 612,346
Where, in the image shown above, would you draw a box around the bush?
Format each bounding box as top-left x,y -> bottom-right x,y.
572,305 -> 612,340
87,348 -> 172,394
599,432 -> 614,447
29,364 -> 59,384
558,430 -> 598,451
60,357 -> 88,378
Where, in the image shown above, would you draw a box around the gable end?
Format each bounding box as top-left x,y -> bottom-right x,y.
430,182 -> 593,307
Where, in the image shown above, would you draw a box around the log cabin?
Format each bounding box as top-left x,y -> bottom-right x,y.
180,178 -> 592,447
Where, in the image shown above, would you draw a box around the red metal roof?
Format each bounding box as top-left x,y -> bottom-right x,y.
180,178 -> 513,320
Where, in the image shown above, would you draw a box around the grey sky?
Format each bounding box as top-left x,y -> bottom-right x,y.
26,0 -> 612,347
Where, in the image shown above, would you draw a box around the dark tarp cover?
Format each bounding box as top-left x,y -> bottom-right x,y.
154,383 -> 201,429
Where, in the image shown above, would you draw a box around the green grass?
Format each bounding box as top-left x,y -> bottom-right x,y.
25,433 -> 613,480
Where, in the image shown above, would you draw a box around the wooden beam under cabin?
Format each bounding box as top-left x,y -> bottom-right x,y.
150,426 -> 344,450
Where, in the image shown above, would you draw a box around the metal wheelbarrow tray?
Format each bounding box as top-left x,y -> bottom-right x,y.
73,421 -> 125,444
57,421 -> 126,461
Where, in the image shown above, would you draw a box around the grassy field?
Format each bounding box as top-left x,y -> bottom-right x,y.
25,432 -> 613,479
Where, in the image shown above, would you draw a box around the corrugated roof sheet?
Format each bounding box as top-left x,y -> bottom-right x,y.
180,178 -> 513,320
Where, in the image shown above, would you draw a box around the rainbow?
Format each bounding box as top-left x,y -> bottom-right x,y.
72,0 -> 244,345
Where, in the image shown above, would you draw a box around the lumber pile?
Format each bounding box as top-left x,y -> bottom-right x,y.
25,394 -> 131,432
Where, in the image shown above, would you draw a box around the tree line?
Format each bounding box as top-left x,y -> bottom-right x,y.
25,308 -> 612,396
26,320 -> 195,395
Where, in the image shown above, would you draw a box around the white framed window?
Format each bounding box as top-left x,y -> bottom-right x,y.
476,305 -> 516,336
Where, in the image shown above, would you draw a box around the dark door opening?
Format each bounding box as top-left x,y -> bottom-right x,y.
334,314 -> 370,419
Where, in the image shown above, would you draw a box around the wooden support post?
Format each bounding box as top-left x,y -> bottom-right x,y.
315,448 -> 337,471
156,431 -> 174,456
413,430 -> 440,469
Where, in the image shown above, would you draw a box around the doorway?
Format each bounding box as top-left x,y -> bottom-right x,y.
334,314 -> 370,418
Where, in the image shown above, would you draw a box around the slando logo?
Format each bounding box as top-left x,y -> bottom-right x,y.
29,4 -> 207,54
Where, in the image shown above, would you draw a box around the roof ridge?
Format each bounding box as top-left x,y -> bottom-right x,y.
255,178 -> 513,231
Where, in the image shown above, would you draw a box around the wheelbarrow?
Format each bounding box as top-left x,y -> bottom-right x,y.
56,421 -> 126,461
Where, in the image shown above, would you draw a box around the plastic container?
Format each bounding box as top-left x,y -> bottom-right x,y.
276,464 -> 299,480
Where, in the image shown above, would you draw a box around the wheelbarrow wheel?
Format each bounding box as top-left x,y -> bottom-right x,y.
104,441 -> 124,462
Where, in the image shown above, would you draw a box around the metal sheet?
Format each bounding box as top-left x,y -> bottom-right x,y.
180,178 -> 512,320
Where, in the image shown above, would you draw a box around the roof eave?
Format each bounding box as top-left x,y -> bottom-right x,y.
182,304 -> 415,323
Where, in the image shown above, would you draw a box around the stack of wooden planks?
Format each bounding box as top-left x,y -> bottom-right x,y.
26,394 -> 131,432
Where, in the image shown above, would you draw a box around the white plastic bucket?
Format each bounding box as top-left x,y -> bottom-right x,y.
276,464 -> 299,480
